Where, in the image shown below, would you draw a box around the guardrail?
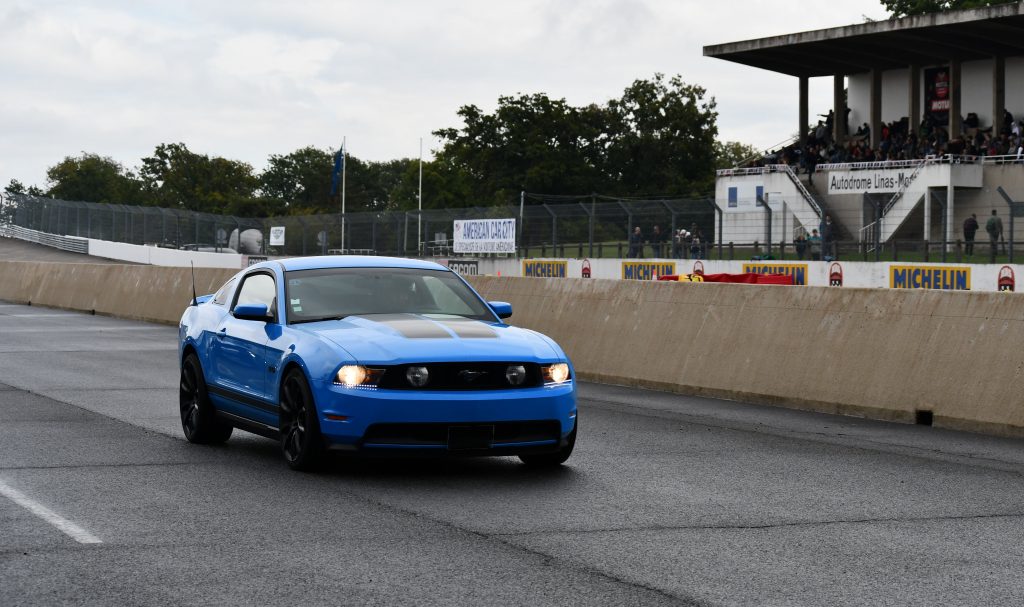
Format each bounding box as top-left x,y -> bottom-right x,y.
6,225 -> 89,254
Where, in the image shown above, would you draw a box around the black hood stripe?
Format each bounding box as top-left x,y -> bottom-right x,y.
438,319 -> 497,339
361,314 -> 453,339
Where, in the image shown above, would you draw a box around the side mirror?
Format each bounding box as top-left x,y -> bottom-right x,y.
488,301 -> 513,319
233,303 -> 273,322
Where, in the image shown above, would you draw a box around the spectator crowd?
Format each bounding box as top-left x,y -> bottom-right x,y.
628,224 -> 709,259
750,108 -> 1024,177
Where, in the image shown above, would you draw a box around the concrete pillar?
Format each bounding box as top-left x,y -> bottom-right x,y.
909,65 -> 921,137
949,60 -> 962,141
946,184 -> 955,250
799,76 -> 809,148
833,74 -> 847,143
870,69 -> 883,149
923,188 -> 931,241
993,56 -> 1005,134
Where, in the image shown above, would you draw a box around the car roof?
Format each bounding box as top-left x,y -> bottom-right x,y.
261,256 -> 450,272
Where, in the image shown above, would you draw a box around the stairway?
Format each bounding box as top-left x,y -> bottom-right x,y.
801,174 -> 854,241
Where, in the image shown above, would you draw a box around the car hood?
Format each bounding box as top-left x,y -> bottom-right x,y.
297,314 -> 561,364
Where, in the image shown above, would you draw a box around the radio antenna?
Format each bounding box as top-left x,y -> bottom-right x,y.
190,261 -> 198,307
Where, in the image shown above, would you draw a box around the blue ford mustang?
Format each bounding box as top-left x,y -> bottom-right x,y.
178,256 -> 577,470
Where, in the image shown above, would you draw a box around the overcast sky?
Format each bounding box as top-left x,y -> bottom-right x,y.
0,0 -> 888,189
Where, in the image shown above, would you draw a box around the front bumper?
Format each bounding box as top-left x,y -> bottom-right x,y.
311,380 -> 577,453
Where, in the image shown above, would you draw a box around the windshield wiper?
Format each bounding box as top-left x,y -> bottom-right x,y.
291,315 -> 348,325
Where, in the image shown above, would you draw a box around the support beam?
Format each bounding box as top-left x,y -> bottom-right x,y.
993,55 -> 1005,135
949,60 -> 962,141
909,65 -> 920,137
923,188 -> 931,241
946,184 -> 955,251
833,74 -> 846,143
799,76 -> 809,148
870,69 -> 883,149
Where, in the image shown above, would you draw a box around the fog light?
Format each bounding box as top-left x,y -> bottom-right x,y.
542,363 -> 570,384
406,366 -> 430,387
505,364 -> 527,386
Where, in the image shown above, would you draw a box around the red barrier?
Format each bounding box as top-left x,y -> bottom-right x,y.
659,273 -> 795,285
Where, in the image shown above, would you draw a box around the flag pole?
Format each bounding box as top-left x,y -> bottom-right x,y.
418,137 -> 423,257
340,137 -> 347,253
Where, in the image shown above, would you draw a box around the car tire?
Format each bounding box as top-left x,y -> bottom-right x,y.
179,353 -> 233,445
279,368 -> 325,471
519,420 -> 576,467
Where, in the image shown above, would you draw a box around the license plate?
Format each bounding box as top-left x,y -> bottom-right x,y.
447,425 -> 494,450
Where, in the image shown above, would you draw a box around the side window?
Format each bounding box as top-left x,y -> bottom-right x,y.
212,278 -> 237,306
234,273 -> 277,313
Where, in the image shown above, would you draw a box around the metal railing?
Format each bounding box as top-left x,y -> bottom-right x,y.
7,225 -> 89,254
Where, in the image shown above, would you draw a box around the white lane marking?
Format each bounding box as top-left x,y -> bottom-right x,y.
0,479 -> 102,544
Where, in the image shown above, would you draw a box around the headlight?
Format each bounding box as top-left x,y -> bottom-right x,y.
406,366 -> 430,387
335,365 -> 383,387
541,363 -> 570,384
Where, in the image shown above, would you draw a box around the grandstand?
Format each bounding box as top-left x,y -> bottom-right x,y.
706,4 -> 1024,253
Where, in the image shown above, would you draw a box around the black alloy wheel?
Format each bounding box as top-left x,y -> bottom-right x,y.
179,353 -> 233,444
519,420 -> 576,467
279,369 -> 325,471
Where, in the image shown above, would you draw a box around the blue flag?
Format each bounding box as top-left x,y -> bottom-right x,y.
329,149 -> 344,196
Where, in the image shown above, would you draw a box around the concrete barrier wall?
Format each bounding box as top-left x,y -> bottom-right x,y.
0,261 -> 236,324
2,260 -> 1023,438
467,275 -> 1024,438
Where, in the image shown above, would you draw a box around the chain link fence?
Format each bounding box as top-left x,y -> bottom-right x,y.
5,193 -> 724,259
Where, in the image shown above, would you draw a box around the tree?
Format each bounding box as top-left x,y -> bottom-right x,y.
260,146 -> 334,213
880,0 -> 1009,17
140,143 -> 259,215
433,74 -> 719,203
714,141 -> 761,170
604,74 -> 718,196
434,93 -> 608,204
45,153 -> 145,204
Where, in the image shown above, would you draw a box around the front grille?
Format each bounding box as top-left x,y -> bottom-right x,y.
362,420 -> 561,446
376,362 -> 543,391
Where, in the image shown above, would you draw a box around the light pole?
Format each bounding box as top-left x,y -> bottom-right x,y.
417,137 -> 423,257
340,137 -> 347,253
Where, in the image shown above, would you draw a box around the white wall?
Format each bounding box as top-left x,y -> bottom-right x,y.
88,239 -> 246,268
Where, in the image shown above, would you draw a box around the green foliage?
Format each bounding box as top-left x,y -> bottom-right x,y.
139,143 -> 259,214
714,141 -> 761,170
45,153 -> 144,204
434,74 -> 718,202
880,0 -> 1009,17
260,146 -> 334,212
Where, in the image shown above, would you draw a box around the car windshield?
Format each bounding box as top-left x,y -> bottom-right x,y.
284,267 -> 495,324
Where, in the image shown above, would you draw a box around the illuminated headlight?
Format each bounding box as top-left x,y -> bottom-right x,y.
406,366 -> 430,387
335,365 -> 382,387
541,363 -> 571,384
505,364 -> 527,386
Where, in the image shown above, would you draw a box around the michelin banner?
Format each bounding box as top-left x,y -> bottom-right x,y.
453,218 -> 516,253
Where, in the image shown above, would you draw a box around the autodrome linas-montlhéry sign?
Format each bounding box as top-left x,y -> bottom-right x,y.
827,169 -> 918,194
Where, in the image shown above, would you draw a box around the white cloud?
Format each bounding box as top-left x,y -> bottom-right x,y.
0,0 -> 887,189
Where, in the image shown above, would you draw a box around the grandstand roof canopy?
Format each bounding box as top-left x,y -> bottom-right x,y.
704,3 -> 1024,77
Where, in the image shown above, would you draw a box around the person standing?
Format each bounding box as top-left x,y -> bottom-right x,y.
628,226 -> 643,259
808,229 -> 822,261
963,213 -> 979,256
650,225 -> 663,258
794,229 -> 808,260
822,214 -> 837,260
986,209 -> 1004,256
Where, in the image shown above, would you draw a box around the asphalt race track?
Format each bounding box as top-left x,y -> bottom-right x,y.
2,303 -> 1024,606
